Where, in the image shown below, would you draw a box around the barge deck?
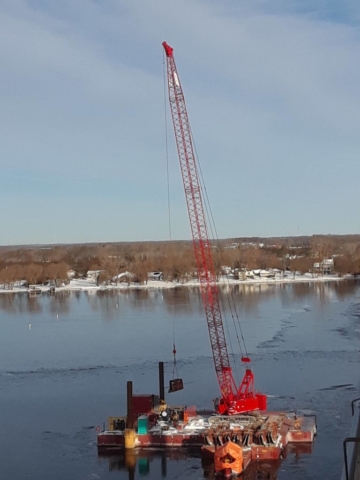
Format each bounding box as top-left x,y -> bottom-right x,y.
97,409 -> 316,465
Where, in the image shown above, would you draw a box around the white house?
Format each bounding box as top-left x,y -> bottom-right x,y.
313,259 -> 334,275
259,270 -> 275,278
67,269 -> 76,279
87,270 -> 105,280
112,271 -> 136,283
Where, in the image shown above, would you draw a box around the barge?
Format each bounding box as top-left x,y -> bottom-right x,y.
97,408 -> 316,457
97,392 -> 316,475
97,366 -> 316,476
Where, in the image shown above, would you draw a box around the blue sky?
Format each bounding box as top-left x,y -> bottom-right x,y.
1,0 -> 360,245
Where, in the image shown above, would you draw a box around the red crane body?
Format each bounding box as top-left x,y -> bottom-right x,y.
162,42 -> 266,415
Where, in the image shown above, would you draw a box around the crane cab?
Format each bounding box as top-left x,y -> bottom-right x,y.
214,397 -> 227,415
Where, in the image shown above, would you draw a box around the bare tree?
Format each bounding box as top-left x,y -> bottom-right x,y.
24,264 -> 43,286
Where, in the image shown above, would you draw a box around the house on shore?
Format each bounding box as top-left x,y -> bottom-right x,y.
313,259 -> 334,275
87,270 -> 105,281
112,271 -> 136,284
147,271 -> 163,281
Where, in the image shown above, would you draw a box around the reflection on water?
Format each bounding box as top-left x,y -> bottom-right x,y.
49,291 -> 71,315
106,450 -> 199,479
0,280 -> 357,317
0,280 -> 358,480
101,443 -> 312,480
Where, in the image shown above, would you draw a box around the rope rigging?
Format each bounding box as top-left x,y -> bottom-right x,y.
172,342 -> 178,379
163,53 -> 172,241
189,127 -> 249,380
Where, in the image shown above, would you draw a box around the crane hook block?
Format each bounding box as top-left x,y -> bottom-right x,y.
241,357 -> 251,363
162,42 -> 174,57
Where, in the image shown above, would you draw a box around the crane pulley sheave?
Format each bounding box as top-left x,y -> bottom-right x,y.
162,41 -> 267,415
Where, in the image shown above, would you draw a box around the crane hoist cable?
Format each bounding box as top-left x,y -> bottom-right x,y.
163,53 -> 172,241
189,126 -> 248,367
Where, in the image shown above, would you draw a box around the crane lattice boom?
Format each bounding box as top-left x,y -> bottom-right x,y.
162,42 -> 266,414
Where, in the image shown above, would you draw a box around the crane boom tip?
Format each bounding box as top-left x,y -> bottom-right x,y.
162,41 -> 173,57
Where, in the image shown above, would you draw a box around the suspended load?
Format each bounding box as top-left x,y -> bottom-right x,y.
168,378 -> 184,393
168,343 -> 184,393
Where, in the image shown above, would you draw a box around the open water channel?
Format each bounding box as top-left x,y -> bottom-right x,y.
0,281 -> 360,480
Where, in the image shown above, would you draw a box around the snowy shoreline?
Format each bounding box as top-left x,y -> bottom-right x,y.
0,273 -> 352,294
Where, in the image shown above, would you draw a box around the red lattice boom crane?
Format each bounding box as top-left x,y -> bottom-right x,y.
162,41 -> 267,415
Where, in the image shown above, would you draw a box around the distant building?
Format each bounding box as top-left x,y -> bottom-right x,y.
112,271 -> 136,283
87,270 -> 105,280
244,270 -> 255,278
313,259 -> 334,275
252,269 -> 275,278
147,271 -> 163,281
224,243 -> 239,250
221,266 -> 232,275
259,270 -> 275,278
67,269 -> 76,279
241,242 -> 257,248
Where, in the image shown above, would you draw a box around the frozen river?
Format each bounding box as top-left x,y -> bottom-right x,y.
0,280 -> 359,479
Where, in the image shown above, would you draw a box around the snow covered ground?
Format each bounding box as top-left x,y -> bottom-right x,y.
0,272 -> 351,294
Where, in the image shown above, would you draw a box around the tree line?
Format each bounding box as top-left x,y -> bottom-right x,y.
1,235 -> 360,288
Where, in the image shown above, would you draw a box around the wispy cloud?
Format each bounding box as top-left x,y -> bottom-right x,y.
1,0 -> 360,243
